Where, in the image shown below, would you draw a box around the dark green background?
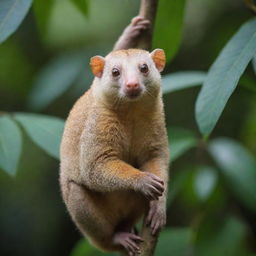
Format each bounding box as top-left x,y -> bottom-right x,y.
0,0 -> 256,255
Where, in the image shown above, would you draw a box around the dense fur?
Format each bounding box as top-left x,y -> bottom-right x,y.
60,49 -> 169,254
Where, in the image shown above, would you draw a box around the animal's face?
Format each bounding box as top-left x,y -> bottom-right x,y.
90,49 -> 165,101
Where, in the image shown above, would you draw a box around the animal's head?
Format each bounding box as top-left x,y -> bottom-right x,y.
90,49 -> 165,102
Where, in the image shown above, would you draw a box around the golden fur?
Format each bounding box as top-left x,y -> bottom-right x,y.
60,49 -> 169,253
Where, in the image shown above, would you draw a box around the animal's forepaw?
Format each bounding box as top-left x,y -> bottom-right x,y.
129,16 -> 151,38
138,172 -> 164,201
113,232 -> 144,256
146,200 -> 166,235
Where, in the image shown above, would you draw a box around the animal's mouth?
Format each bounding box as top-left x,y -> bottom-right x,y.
126,91 -> 141,99
124,88 -> 142,99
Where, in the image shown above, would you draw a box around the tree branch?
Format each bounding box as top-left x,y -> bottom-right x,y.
140,219 -> 159,256
138,0 -> 158,50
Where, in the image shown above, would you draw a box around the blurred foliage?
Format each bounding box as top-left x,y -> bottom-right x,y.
194,166 -> 217,202
14,113 -> 64,159
195,18 -> 256,136
70,239 -> 115,256
27,51 -> 86,110
162,71 -> 206,94
194,217 -> 250,256
153,0 -> 186,62
0,0 -> 32,43
0,0 -> 256,256
33,0 -> 55,36
209,138 -> 256,212
0,115 -> 22,176
168,127 -> 197,161
70,0 -> 89,17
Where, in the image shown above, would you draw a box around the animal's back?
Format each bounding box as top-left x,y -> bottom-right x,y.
60,89 -> 93,200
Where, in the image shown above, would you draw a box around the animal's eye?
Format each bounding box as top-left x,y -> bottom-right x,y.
139,64 -> 149,74
112,68 -> 120,77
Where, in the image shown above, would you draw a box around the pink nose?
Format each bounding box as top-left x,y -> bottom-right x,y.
125,82 -> 141,98
126,82 -> 139,89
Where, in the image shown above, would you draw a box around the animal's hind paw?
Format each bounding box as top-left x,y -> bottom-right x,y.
129,16 -> 151,38
113,232 -> 144,256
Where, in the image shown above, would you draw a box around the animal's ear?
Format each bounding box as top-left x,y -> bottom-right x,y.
90,56 -> 105,78
150,49 -> 166,72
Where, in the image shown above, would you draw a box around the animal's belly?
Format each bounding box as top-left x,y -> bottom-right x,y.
102,190 -> 148,221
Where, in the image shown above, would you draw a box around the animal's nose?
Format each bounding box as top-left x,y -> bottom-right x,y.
126,82 -> 139,89
124,81 -> 141,98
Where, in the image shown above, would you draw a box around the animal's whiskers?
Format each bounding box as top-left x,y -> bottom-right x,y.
145,88 -> 155,99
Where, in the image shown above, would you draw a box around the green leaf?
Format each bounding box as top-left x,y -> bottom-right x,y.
155,228 -> 192,256
70,239 -> 114,256
208,138 -> 256,212
28,52 -> 85,111
0,0 -> 32,43
162,71 -> 206,94
195,18 -> 256,136
195,217 -> 248,256
70,0 -> 89,17
194,166 -> 217,201
14,113 -> 64,159
153,0 -> 186,62
168,127 -> 197,161
33,0 -> 55,35
0,115 -> 22,176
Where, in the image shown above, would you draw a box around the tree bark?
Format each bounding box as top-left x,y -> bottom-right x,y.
139,219 -> 159,256
137,0 -> 158,50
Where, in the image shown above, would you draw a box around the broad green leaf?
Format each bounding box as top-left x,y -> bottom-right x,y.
33,0 -> 55,35
162,71 -> 206,94
14,113 -> 64,159
194,166 -> 217,201
208,138 -> 256,212
155,228 -> 192,256
195,217 -> 248,256
70,239 -> 115,256
70,0 -> 89,17
0,0 -> 32,43
195,18 -> 256,136
168,127 -> 197,161
28,52 -> 85,111
153,0 -> 186,62
0,115 -> 22,176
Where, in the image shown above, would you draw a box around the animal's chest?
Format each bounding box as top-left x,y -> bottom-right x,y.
121,117 -> 156,165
